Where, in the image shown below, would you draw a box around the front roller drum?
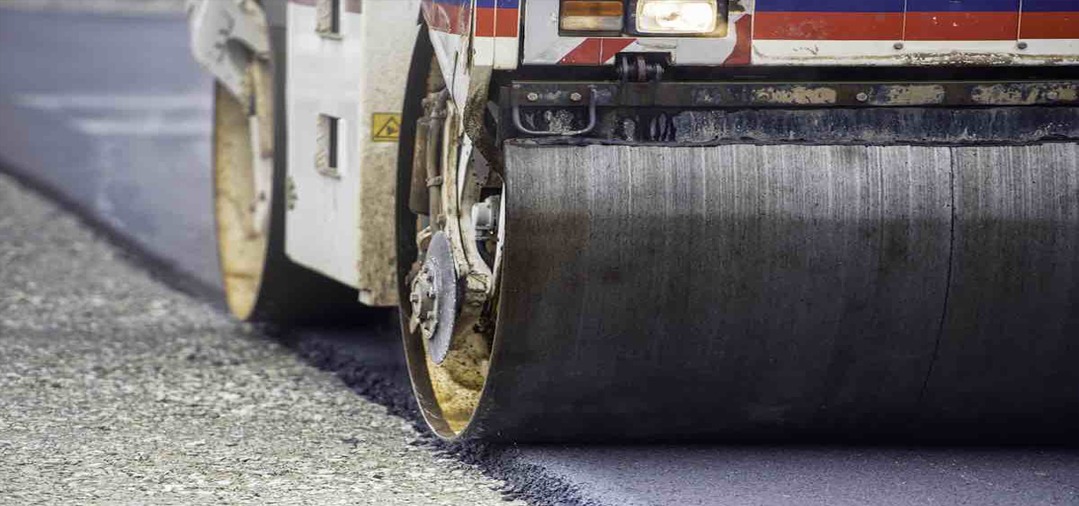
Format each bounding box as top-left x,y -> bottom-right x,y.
404,141 -> 1079,443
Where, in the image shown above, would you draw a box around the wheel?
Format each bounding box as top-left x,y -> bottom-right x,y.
396,27 -> 504,439
213,18 -> 358,324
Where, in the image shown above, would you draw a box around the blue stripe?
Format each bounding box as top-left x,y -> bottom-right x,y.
1022,0 -> 1079,10
475,0 -> 519,7
906,0 -> 1018,11
755,0 -> 904,12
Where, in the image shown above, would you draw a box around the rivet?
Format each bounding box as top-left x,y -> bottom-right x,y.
1017,41 -> 1028,50
855,92 -> 869,102
893,42 -> 904,50
526,92 -> 540,102
569,92 -> 583,102
1046,91 -> 1060,100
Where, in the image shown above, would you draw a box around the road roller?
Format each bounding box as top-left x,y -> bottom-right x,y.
186,0 -> 1079,442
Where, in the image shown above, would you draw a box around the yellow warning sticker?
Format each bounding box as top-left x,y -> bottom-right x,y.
372,113 -> 402,142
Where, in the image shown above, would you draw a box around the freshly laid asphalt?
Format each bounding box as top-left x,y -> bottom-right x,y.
2,5 -> 1078,506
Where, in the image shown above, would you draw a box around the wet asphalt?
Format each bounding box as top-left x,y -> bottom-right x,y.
2,5 -> 1078,506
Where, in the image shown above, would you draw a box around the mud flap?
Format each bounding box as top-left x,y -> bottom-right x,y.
461,141 -> 1079,442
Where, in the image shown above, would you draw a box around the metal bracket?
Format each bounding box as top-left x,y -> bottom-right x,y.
512,87 -> 598,137
186,0 -> 271,104
510,80 -> 1079,109
616,54 -> 667,83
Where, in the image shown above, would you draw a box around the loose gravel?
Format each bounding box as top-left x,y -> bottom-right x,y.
0,171 -> 522,505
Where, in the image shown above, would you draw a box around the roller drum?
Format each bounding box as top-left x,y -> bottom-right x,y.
460,142 -> 1079,442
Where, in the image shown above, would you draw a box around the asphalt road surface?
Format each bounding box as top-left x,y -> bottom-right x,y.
0,170 -> 522,504
2,5 -> 1078,506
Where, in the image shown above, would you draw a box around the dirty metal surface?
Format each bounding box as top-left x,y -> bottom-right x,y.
467,142 -> 1079,442
663,107 -> 1079,146
511,80 -> 1079,108
922,143 -> 1079,428
503,79 -> 1079,145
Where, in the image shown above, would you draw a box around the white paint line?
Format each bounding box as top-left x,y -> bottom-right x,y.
0,0 -> 183,17
14,93 -> 211,112
71,118 -> 210,137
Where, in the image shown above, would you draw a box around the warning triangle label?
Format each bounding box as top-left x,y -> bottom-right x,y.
372,113 -> 402,142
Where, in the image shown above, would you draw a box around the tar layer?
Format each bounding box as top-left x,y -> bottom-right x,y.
0,171 -> 522,505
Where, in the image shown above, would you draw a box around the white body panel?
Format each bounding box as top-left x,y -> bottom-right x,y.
752,39 -> 1079,66
286,0 -> 420,304
286,2 -> 362,288
520,0 -> 1079,66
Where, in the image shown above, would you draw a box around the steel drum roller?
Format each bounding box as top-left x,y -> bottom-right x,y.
431,142 -> 1079,442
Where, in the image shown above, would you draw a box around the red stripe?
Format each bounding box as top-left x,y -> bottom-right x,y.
474,7 -> 519,37
723,15 -> 753,65
905,12 -> 1018,40
559,38 -> 637,65
495,8 -> 519,37
1020,12 -> 1079,39
754,12 -> 903,40
754,11 -> 1065,41
475,6 -> 495,37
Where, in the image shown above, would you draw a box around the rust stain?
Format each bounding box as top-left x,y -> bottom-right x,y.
972,83 -> 1079,105
754,86 -> 837,105
878,85 -> 945,106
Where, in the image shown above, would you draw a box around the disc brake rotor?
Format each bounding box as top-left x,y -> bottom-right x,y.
409,231 -> 459,364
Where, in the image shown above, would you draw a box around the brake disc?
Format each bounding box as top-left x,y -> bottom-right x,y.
409,231 -> 459,364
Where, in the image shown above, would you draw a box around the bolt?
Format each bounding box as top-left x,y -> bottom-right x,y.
427,288 -> 436,299
526,92 -> 540,102
855,92 -> 869,102
569,92 -> 583,102
1046,91 -> 1060,101
893,42 -> 904,50
1017,41 -> 1028,50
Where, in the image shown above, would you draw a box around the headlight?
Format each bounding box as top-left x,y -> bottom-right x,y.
560,0 -> 625,33
635,0 -> 719,34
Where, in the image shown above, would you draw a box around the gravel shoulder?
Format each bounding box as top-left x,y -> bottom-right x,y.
0,171 -> 521,505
